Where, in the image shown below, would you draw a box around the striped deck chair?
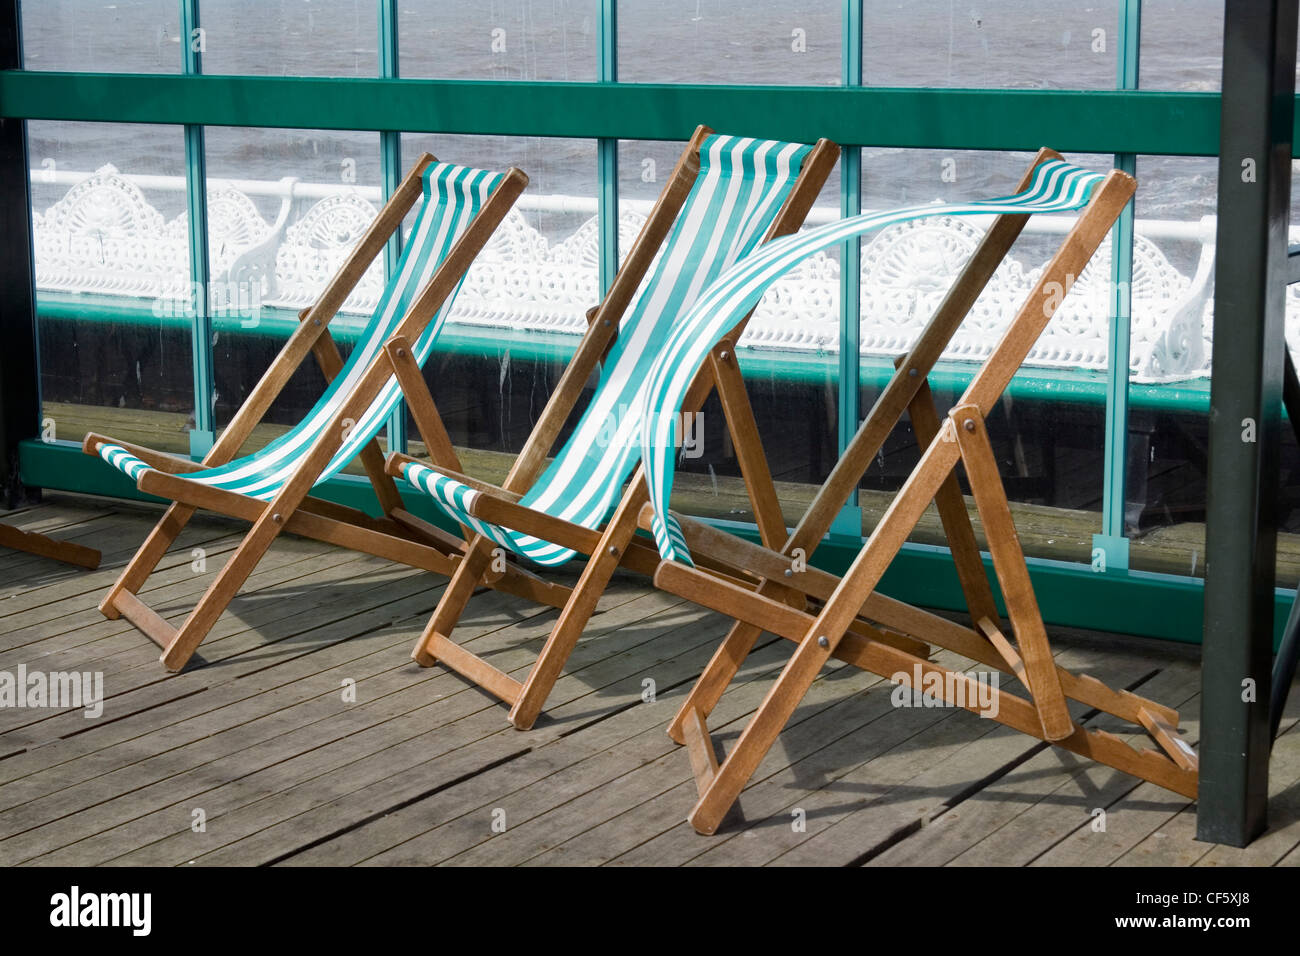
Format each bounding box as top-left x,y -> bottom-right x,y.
383,128 -> 839,729
635,150 -> 1199,834
84,155 -> 566,672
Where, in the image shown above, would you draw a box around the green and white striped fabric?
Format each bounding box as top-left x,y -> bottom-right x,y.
97,162 -> 505,499
400,134 -> 813,567
639,158 -> 1109,565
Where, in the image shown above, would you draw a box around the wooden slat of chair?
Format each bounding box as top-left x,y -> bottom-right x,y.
0,523 -> 101,569
709,338 -> 790,551
664,148 -> 1065,746
395,133 -> 842,732
92,162 -> 529,671
660,504 -> 1177,727
672,161 -> 1186,835
95,155 -> 437,622
300,309 -> 405,516
951,403 -> 1073,741
401,127 -> 718,675
382,337 -> 463,475
900,358 -> 1000,628
1138,706 -> 1199,772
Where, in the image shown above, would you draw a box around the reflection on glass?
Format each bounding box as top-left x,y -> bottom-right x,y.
396,134 -> 598,484
857,149 -> 1116,561
200,0 -> 377,76
617,138 -> 841,526
1140,0 -> 1224,92
21,0 -> 181,73
864,0 -> 1118,89
28,121 -> 193,454
201,126 -> 382,459
619,0 -> 840,85
1122,156 -> 1296,584
400,0 -> 598,81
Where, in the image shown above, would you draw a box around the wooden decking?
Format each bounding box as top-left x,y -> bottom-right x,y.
2,495 -> 1299,867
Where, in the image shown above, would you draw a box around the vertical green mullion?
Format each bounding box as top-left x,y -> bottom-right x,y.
379,0 -> 406,453
1094,0 -> 1140,570
597,0 -> 618,295
830,0 -> 863,540
181,0 -> 213,458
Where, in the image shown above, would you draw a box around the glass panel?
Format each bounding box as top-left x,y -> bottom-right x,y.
857,148 -> 1116,564
399,134 -> 598,484
618,138 -> 841,526
399,0 -> 598,81
1126,155 -> 1300,588
29,121 -> 193,455
199,0 -> 378,76
20,0 -> 181,73
202,126 -> 383,463
619,0 -> 841,85
1125,156 -> 1215,577
1139,0 -> 1223,91
863,0 -> 1119,89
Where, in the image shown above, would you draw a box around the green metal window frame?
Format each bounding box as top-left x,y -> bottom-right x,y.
2,0 -> 1294,646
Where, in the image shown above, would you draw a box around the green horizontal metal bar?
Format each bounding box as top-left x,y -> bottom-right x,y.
0,71 -> 1225,155
20,436 -> 1291,648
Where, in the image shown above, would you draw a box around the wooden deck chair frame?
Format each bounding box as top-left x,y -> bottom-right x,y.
0,523 -> 100,568
383,127 -> 841,729
84,154 -> 566,672
646,149 -> 1200,834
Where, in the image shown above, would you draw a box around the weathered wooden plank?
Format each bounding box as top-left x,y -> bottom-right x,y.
338,636 -> 798,867
0,585 -> 553,862
448,650 -> 987,866
0,566 -> 462,801
0,498 -> 1257,867
0,582 -> 553,853
947,664 -> 1200,867
115,594 -> 711,865
0,544 -> 383,737
1115,716 -> 1300,867
0,571 -> 535,797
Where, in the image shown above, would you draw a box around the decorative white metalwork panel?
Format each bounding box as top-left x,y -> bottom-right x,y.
32,168 -> 1240,384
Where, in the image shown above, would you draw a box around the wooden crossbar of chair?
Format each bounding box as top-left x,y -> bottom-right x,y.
0,522 -> 101,569
647,151 -> 1199,834
84,156 -> 568,672
384,128 -> 841,730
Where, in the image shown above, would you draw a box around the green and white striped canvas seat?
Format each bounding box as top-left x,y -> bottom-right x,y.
638,158 -> 1109,566
399,134 -> 813,567
96,162 -> 505,499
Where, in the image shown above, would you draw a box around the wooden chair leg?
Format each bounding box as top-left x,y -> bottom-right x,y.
412,534 -> 495,666
100,502 -> 198,619
950,404 -> 1073,742
903,366 -> 1001,627
667,619 -> 765,744
710,339 -> 788,550
508,486 -> 645,730
690,626 -> 832,835
159,507 -> 290,671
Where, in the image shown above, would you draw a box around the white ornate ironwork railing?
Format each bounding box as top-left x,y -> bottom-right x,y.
30,165 -> 1275,384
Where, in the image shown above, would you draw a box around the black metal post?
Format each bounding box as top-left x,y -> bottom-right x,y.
1199,0 -> 1297,846
0,0 -> 39,509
